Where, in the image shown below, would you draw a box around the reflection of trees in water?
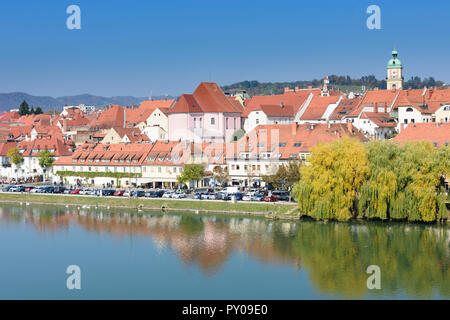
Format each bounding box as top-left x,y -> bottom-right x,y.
0,205 -> 449,298
295,222 -> 450,299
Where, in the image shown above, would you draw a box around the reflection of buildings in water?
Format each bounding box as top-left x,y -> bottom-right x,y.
0,206 -> 302,274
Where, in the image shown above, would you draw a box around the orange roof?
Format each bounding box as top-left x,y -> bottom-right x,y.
244,90 -> 312,116
18,137 -> 74,157
360,112 -> 397,127
347,89 -> 400,117
0,111 -> 20,123
0,141 -> 19,156
329,97 -> 362,120
89,105 -> 124,129
300,95 -> 341,121
393,123 -> 449,147
138,99 -> 175,110
241,103 -> 295,118
169,82 -> 243,114
227,122 -> 368,160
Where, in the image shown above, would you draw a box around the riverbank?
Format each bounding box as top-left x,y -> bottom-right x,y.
0,192 -> 298,218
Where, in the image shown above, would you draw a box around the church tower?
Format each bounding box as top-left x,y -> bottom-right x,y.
386,48 -> 403,90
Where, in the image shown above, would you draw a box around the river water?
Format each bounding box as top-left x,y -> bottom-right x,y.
0,204 -> 448,299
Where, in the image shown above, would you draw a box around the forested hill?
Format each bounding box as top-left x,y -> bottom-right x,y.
221,75 -> 445,96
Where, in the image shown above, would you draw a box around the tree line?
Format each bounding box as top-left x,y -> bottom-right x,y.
221,75 -> 446,96
18,100 -> 44,116
292,138 -> 449,223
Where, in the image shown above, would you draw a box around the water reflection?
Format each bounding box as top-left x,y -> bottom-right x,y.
0,205 -> 449,299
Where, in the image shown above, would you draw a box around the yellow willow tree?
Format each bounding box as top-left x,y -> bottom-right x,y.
293,138 -> 369,221
359,141 -> 400,220
359,141 -> 449,222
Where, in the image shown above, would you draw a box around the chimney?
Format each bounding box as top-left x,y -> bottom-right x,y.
346,120 -> 353,133
279,101 -> 284,108
428,88 -> 434,99
291,122 -> 298,135
384,103 -> 387,113
374,102 -> 378,113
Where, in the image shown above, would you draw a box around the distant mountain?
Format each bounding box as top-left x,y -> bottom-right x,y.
0,92 -> 174,112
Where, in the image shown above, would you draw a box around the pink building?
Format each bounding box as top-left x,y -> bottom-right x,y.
168,82 -> 243,143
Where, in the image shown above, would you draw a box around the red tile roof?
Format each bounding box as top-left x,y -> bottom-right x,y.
244,90 -> 313,116
0,141 -> 19,156
227,122 -> 368,160
169,82 -> 244,114
329,97 -> 362,120
300,95 -> 341,121
18,137 -> 74,157
89,105 -> 124,129
360,112 -> 397,127
347,89 -> 400,117
393,123 -> 450,147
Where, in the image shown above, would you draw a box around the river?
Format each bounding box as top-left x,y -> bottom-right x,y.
0,204 -> 448,299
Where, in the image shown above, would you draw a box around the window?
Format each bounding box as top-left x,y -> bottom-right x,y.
294,142 -> 302,147
404,119 -> 408,124
234,118 -> 236,129
158,167 -> 161,173
406,107 -> 413,112
211,118 -> 215,125
199,118 -> 202,128
256,119 -> 259,125
279,143 -> 286,147
411,119 -> 415,123
226,118 -> 229,129
194,118 -> 196,128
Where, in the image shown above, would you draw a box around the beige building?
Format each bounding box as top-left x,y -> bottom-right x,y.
386,48 -> 403,90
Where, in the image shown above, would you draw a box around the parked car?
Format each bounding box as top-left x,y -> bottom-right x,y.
226,193 -> 243,201
114,190 -> 125,197
162,191 -> 173,198
2,186 -> 12,192
242,193 -> 255,201
271,191 -> 290,201
31,187 -> 44,193
250,194 -> 265,201
191,192 -> 202,199
133,190 -> 146,198
172,192 -> 187,199
264,195 -> 278,202
53,186 -> 66,194
10,186 -> 25,192
70,189 -> 81,194
101,189 -> 115,196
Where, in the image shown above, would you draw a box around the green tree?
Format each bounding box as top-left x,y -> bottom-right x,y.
177,164 -> 205,187
29,107 -> 35,115
6,147 -> 23,165
34,106 -> 43,115
213,165 -> 229,186
18,100 -> 30,116
262,160 -> 301,190
38,149 -> 55,181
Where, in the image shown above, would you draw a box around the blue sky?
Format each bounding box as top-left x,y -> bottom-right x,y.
0,0 -> 449,97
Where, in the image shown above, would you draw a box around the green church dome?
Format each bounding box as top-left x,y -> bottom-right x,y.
387,49 -> 402,68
